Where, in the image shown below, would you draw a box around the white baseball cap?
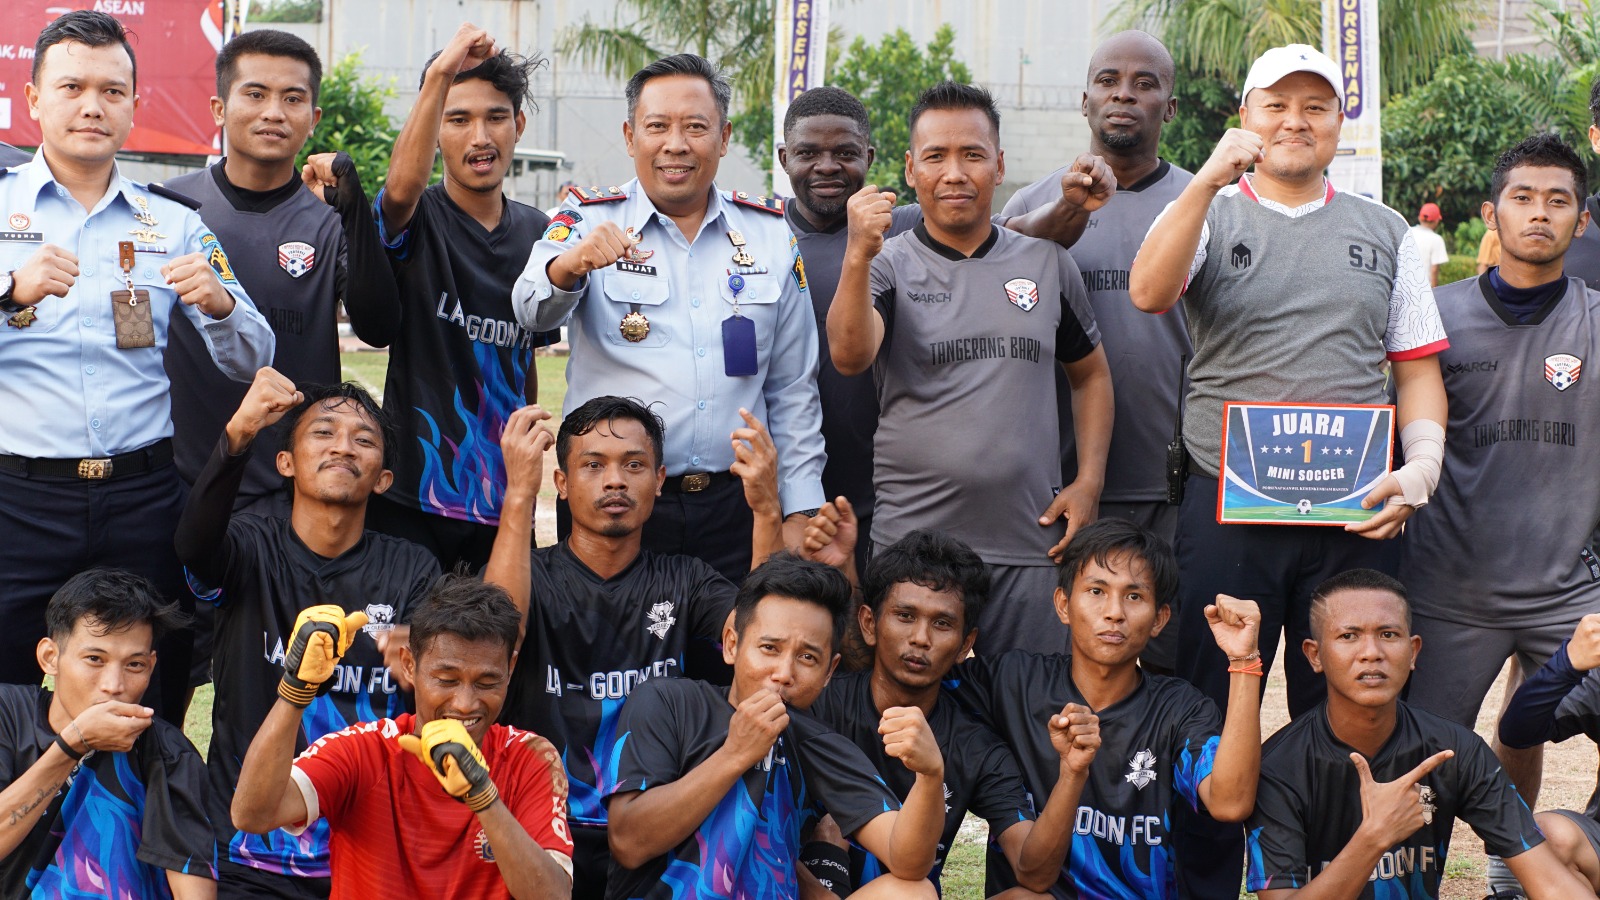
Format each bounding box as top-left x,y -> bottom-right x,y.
1240,44 -> 1344,107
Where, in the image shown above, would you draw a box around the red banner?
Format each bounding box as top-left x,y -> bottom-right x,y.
0,0 -> 225,157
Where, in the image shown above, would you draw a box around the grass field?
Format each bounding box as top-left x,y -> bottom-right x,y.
180,349 -> 1576,900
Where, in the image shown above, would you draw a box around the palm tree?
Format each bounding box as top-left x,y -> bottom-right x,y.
559,0 -> 774,109
1115,0 -> 1483,96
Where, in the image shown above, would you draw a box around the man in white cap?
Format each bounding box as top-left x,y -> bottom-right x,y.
1129,43 -> 1449,896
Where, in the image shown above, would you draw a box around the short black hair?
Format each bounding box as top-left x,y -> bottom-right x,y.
625,53 -> 731,125
33,10 -> 137,89
280,382 -> 396,471
407,574 -> 522,662
1055,518 -> 1178,607
420,48 -> 544,117
734,552 -> 853,656
556,395 -> 665,471
217,29 -> 323,104
909,81 -> 1000,143
783,86 -> 871,144
1490,132 -> 1589,205
46,568 -> 187,644
1309,568 -> 1411,639
863,530 -> 990,636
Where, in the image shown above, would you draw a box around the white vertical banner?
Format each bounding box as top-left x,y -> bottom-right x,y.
772,0 -> 830,197
1323,0 -> 1381,200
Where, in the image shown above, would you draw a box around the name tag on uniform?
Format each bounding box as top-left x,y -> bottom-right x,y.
0,231 -> 43,243
1218,402 -> 1393,526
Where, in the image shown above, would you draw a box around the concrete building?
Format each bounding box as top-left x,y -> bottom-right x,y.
120,0 -> 1104,209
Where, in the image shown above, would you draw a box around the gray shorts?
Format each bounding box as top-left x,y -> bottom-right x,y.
1406,612 -> 1579,727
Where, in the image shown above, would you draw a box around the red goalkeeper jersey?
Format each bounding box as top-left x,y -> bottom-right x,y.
290,713 -> 573,898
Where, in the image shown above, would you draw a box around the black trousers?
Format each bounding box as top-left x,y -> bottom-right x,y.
570,824 -> 610,900
0,463 -> 192,723
1171,474 -> 1397,898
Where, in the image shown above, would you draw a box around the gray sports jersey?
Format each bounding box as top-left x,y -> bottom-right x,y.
1178,184 -> 1447,477
1004,161 -> 1194,502
1401,275 -> 1600,629
868,224 -> 1100,564
164,165 -> 346,505
791,203 -> 923,514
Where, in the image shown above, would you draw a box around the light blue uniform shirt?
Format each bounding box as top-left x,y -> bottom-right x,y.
0,153 -> 273,458
514,180 -> 826,514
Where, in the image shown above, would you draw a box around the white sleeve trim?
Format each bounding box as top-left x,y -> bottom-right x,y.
1386,230 -> 1450,354
548,849 -> 575,881
1142,201 -> 1208,285
283,765 -> 322,837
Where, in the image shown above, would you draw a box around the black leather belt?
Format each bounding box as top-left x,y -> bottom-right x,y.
662,470 -> 734,493
0,438 -> 173,480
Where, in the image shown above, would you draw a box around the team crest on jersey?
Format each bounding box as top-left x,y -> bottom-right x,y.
1418,785 -> 1437,821
362,603 -> 396,635
474,829 -> 495,862
1004,277 -> 1039,312
1545,353 -> 1582,391
646,601 -> 677,640
1126,749 -> 1158,789
277,241 -> 316,278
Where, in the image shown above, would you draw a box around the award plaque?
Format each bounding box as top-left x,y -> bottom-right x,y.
1217,402 -> 1395,525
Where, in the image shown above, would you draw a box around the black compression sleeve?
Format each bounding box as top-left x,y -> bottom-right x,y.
1498,641 -> 1589,748
173,434 -> 251,588
325,151 -> 401,348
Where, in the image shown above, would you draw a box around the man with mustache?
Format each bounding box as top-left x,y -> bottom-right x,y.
362,23 -> 556,572
827,81 -> 1114,657
1128,45 -> 1450,896
490,395 -> 787,900
779,86 -> 1114,581
1399,133 -> 1600,898
1002,30 -> 1192,677
515,54 -> 826,584
175,368 -> 440,898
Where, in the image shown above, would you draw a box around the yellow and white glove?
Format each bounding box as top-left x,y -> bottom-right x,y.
399,718 -> 499,813
278,605 -> 368,708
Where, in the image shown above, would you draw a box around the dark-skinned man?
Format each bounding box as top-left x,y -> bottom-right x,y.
514,54 -> 828,584
1001,31 -> 1191,676
488,394 -> 788,900
828,82 -> 1115,657
778,86 -> 1115,581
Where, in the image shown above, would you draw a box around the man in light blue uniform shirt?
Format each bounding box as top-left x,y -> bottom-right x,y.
515,53 -> 824,582
0,11 -> 272,720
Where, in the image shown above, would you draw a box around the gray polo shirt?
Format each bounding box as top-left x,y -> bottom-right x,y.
1164,178 -> 1449,477
1401,275 -> 1600,628
1004,161 -> 1194,502
868,224 -> 1100,564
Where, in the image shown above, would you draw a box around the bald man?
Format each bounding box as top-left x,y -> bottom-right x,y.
1002,31 -> 1192,675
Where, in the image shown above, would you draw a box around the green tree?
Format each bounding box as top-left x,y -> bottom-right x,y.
560,0 -> 773,124
730,24 -> 847,176
248,0 -> 321,23
1381,55 -> 1546,226
1115,0 -> 1481,96
829,25 -> 972,200
296,51 -> 398,195
1156,69 -> 1239,173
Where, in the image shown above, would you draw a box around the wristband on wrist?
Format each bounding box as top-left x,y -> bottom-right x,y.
1391,419 -> 1445,507
1228,658 -> 1265,677
799,841 -> 854,898
54,731 -> 85,761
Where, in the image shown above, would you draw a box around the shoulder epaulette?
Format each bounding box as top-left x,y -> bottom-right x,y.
148,182 -> 202,211
728,191 -> 784,215
573,184 -> 626,205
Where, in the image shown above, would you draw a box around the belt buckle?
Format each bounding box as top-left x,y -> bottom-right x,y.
681,473 -> 711,492
77,458 -> 113,479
